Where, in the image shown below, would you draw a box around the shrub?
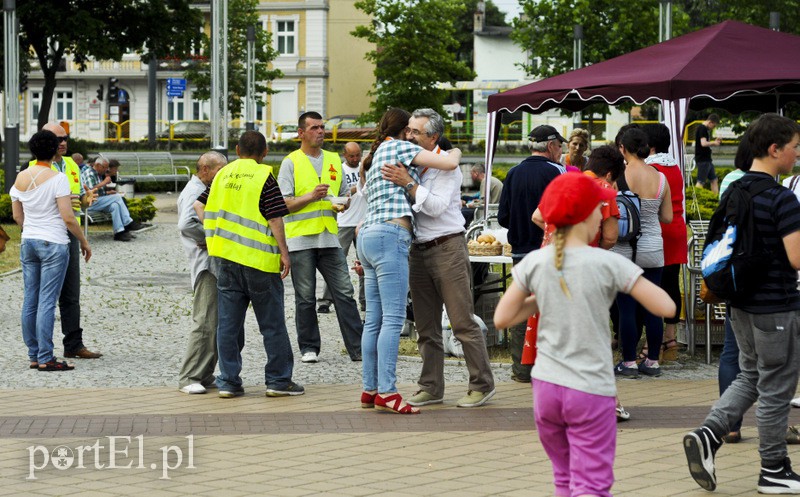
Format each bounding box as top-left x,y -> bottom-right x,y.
126,195 -> 158,222
685,185 -> 719,221
0,194 -> 11,222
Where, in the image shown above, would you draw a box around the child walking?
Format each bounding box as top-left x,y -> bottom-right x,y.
494,173 -> 675,497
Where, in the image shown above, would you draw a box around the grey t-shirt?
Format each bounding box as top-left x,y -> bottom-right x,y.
512,245 -> 643,397
278,151 -> 347,252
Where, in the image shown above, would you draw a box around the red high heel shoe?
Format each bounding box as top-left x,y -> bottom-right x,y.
374,393 -> 420,414
361,391 -> 377,408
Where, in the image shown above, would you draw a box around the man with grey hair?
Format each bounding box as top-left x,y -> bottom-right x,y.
81,156 -> 145,241
497,124 -> 566,383
177,151 -> 226,394
469,163 -> 503,205
381,108 -> 496,407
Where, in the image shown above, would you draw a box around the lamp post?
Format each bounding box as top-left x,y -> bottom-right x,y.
572,24 -> 583,130
770,12 -> 780,31
210,0 -> 228,157
147,55 -> 157,147
659,0 -> 672,42
3,0 -> 19,193
245,25 -> 256,132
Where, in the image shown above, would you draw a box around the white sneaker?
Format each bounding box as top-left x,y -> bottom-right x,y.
791,397 -> 800,408
179,383 -> 207,395
301,352 -> 319,363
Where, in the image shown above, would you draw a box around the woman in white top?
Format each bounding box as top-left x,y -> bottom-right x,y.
10,130 -> 91,372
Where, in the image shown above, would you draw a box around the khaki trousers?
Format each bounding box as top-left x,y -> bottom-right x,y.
178,270 -> 219,388
409,236 -> 495,398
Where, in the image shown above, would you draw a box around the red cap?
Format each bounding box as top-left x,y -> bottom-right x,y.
539,172 -> 617,228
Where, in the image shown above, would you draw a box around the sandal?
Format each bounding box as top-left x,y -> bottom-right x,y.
361,391 -> 377,408
374,393 -> 420,414
787,426 -> 800,444
37,360 -> 75,372
661,339 -> 681,362
29,362 -> 38,369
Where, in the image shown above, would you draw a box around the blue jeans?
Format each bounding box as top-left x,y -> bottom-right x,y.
21,239 -> 69,363
215,259 -> 294,392
87,195 -> 132,233
357,223 -> 411,393
617,266 -> 663,362
718,309 -> 743,433
289,247 -> 362,359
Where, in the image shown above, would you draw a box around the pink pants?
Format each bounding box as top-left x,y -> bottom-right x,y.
533,379 -> 616,497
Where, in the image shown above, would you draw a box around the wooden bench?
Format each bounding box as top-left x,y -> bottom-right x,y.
97,151 -> 190,191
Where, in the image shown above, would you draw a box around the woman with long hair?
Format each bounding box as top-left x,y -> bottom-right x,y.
612,128 -> 672,379
357,108 -> 461,414
10,130 -> 92,371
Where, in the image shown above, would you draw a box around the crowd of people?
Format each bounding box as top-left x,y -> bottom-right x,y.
8,108 -> 800,495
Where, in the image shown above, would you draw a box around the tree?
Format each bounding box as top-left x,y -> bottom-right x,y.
4,0 -> 203,130
453,0 -> 508,68
352,0 -> 475,121
512,0 -> 800,80
183,0 -> 282,121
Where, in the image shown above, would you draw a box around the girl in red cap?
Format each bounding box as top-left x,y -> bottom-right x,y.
494,172 -> 674,497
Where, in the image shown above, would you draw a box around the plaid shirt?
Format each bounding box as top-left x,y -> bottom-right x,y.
80,166 -> 108,197
362,138 -> 423,228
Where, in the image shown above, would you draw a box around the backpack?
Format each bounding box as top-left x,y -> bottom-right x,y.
615,174 -> 642,261
700,177 -> 775,301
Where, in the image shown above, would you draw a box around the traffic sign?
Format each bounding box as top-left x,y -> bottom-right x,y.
166,89 -> 184,97
166,78 -> 186,90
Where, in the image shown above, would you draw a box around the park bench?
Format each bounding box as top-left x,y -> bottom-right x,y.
97,151 -> 190,191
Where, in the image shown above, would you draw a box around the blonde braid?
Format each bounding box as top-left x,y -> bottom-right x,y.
554,227 -> 572,299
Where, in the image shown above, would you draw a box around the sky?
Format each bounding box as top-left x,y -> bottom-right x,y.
492,0 -> 522,23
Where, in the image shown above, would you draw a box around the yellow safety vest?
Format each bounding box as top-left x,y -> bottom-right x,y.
33,156 -> 82,224
283,149 -> 342,239
203,159 -> 282,273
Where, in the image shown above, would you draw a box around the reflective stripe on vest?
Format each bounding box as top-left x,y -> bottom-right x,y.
283,149 -> 342,239
204,159 -> 281,273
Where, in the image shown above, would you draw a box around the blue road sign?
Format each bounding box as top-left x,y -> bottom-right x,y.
166,78 -> 187,90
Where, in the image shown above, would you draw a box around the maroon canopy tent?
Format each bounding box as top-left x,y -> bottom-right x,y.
482,20 -> 800,184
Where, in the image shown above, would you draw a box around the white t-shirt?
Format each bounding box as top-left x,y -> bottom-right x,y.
10,173 -> 71,245
512,245 -> 643,397
337,161 -> 366,227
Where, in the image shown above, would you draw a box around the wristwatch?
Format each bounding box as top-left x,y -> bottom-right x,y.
405,181 -> 415,191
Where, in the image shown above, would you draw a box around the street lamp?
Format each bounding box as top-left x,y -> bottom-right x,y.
659,0 -> 672,42
770,12 -> 780,31
572,24 -> 583,71
245,25 -> 256,132
3,0 -> 19,193
210,0 -> 228,156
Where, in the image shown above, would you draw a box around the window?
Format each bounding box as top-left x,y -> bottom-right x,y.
192,100 -> 210,121
55,90 -> 74,120
276,20 -> 296,56
168,97 -> 184,121
31,91 -> 41,121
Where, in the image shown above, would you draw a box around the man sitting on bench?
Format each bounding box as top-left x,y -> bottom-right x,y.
80,157 -> 146,241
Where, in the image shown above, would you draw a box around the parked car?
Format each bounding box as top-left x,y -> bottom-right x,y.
324,115 -> 377,141
157,121 -> 245,142
272,123 -> 299,142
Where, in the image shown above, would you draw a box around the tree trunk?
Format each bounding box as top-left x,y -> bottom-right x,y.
37,68 -> 58,131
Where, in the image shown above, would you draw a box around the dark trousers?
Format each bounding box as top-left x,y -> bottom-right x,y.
59,232 -> 84,354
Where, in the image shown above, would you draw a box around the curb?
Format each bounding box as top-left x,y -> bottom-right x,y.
0,268 -> 21,278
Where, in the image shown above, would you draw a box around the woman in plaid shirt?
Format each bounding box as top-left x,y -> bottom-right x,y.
357,108 -> 462,414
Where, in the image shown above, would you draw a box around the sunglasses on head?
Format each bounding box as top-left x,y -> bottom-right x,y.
57,135 -> 69,143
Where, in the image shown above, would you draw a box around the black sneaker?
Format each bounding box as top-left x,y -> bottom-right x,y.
265,382 -> 305,397
638,361 -> 663,377
113,231 -> 133,242
614,361 -> 640,379
317,304 -> 331,314
758,458 -> 800,494
124,221 -> 149,232
684,426 -> 722,491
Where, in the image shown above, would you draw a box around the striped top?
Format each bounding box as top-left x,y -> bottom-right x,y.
362,138 -> 423,228
732,172 -> 800,313
197,174 -> 288,221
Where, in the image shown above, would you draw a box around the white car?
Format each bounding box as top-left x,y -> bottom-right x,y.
272,123 -> 298,141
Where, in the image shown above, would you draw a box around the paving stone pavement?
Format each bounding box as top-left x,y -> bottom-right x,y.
1,194 -> 797,496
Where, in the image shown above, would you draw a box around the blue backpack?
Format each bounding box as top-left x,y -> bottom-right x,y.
615,175 -> 642,261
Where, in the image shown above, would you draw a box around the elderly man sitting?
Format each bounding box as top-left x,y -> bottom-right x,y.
80,157 -> 145,241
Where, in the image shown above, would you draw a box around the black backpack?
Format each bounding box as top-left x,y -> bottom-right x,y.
700,177 -> 775,301
615,174 -> 642,261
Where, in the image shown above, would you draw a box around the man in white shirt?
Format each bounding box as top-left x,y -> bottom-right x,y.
381,108 -> 495,408
317,142 -> 367,313
176,151 -> 225,394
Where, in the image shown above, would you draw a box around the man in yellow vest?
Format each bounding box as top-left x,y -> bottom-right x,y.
40,122 -> 102,359
277,111 -> 363,364
204,131 -> 304,398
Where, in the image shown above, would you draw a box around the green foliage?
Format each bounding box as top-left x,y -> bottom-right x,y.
491,163 -> 513,182
184,0 -> 282,120
0,194 -> 11,222
10,0 -> 202,129
352,0 -> 475,121
685,185 -> 719,221
126,195 -> 158,223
